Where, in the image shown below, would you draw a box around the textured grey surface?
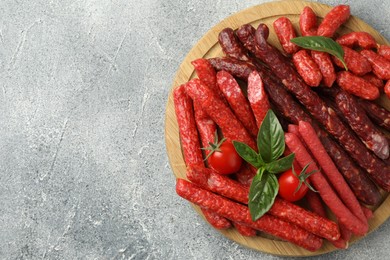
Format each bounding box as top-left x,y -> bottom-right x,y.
0,0 -> 389,259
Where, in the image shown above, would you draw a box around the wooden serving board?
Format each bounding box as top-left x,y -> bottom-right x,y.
165,0 -> 390,256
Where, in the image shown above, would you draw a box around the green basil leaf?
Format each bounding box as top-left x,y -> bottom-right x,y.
257,110 -> 285,163
249,169 -> 279,221
265,153 -> 295,174
233,141 -> 264,168
290,36 -> 347,70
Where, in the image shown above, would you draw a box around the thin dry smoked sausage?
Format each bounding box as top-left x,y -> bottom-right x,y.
285,133 -> 368,236
176,179 -> 323,251
173,84 -> 203,167
184,79 -> 256,150
247,71 -> 271,127
217,70 -> 258,137
357,99 -> 390,131
187,165 -> 340,241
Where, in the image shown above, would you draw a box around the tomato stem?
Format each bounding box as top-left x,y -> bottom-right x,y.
201,131 -> 227,161
292,163 -> 318,194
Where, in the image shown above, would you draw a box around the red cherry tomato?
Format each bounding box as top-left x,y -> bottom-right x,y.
208,141 -> 242,175
278,168 -> 309,202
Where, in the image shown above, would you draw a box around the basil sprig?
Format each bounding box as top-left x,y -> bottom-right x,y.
233,110 -> 294,221
248,168 -> 279,221
290,36 -> 348,70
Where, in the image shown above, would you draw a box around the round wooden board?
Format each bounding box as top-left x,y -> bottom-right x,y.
165,0 -> 390,256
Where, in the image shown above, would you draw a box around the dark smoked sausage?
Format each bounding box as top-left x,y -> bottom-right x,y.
358,99 -> 390,131
209,57 -> 256,80
334,90 -> 389,159
218,28 -> 250,61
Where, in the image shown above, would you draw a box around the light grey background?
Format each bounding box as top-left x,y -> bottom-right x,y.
0,0 -> 389,259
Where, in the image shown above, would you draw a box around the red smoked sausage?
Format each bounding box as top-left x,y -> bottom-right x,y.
385,80 -> 390,99
362,73 -> 385,89
233,222 -> 257,237
298,121 -> 368,227
333,46 -> 372,76
293,50 -> 322,87
336,71 -> 379,100
285,132 -> 368,236
299,6 -> 317,36
175,86 -> 232,228
306,191 -> 348,249
176,179 -> 323,251
247,71 -> 271,127
217,70 -> 258,137
187,165 -> 340,241
201,209 -> 232,229
173,84 -> 204,167
378,45 -> 390,61
336,32 -> 377,49
317,5 -> 350,37
184,79 -> 256,150
273,17 -> 300,54
361,50 -> 390,80
311,51 -> 336,87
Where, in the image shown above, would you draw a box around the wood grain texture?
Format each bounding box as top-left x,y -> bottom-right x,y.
165,0 -> 390,256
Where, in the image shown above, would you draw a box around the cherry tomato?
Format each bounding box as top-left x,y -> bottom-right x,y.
278,168 -> 308,202
208,141 -> 242,175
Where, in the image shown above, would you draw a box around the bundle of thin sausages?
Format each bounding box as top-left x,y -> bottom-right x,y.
172,4 -> 390,252
174,64 -> 337,250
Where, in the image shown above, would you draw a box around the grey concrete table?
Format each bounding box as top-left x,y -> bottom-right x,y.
0,0 -> 389,259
